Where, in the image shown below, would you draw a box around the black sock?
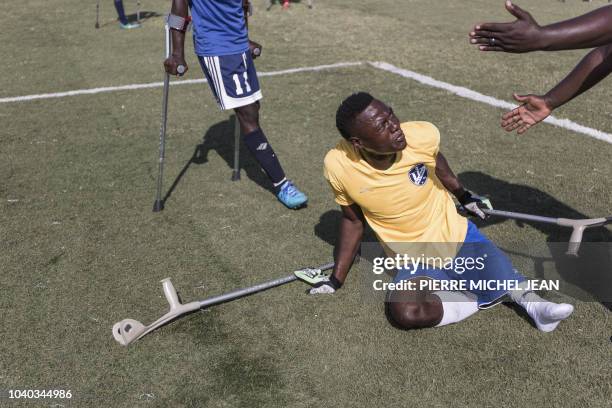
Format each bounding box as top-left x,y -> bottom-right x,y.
114,0 -> 129,24
242,128 -> 286,186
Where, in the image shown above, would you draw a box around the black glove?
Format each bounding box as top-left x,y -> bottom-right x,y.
308,275 -> 342,295
458,190 -> 492,220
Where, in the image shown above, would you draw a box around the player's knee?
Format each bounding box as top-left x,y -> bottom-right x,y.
235,103 -> 260,133
386,301 -> 441,330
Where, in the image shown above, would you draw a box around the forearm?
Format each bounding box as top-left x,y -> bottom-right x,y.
545,45 -> 612,109
435,153 -> 465,198
243,0 -> 249,30
170,0 -> 189,57
332,217 -> 364,284
540,6 -> 612,50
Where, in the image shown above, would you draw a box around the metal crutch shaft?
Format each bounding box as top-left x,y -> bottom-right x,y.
231,115 -> 241,181
199,262 -> 335,308
153,24 -> 172,212
95,0 -> 100,28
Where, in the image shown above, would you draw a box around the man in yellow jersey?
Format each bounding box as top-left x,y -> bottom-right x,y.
311,92 -> 574,332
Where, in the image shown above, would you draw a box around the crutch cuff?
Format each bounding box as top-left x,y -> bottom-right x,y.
167,14 -> 191,32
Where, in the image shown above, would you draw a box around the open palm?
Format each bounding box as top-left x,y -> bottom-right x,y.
501,93 -> 552,135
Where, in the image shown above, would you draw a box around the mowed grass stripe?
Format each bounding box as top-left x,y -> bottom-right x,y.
0,62 -> 364,104
4,59 -> 610,146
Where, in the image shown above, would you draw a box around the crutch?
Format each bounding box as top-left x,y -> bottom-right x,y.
95,0 -> 100,28
153,22 -> 185,212
112,262 -> 334,346
231,116 -> 241,181
482,209 -> 612,256
136,0 -> 141,24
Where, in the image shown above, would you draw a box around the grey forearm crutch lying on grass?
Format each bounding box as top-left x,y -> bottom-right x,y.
113,262 -> 333,346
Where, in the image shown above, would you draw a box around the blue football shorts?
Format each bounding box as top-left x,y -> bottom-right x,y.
198,51 -> 262,110
393,221 -> 526,309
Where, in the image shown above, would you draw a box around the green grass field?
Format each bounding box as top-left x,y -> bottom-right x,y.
1,0 -> 611,406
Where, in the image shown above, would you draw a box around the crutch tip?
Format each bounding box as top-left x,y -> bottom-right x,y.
231,171 -> 241,181
153,200 -> 165,212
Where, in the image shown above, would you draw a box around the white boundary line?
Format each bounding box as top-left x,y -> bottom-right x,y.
370,61 -> 612,144
0,62 -> 363,104
1,59 -> 610,144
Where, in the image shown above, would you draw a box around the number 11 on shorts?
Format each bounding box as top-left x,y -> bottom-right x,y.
232,72 -> 252,96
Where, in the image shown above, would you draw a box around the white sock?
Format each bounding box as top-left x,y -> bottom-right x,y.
510,282 -> 574,332
434,291 -> 479,327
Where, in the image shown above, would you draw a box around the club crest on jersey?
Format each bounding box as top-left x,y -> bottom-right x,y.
408,163 -> 428,186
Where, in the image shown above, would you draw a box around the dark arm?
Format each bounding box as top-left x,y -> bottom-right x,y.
164,0 -> 189,75
242,0 -> 262,58
435,152 -> 489,218
434,152 -> 465,199
242,0 -> 249,29
540,5 -> 612,51
170,0 -> 188,58
332,204 -> 365,285
544,44 -> 612,109
470,2 -> 612,53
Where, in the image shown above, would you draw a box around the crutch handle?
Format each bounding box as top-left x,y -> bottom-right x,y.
566,226 -> 586,257
161,278 -> 181,310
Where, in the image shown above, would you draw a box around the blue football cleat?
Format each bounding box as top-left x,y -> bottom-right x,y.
277,180 -> 308,209
120,22 -> 141,29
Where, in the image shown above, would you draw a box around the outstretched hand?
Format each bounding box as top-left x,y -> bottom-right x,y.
469,1 -> 544,52
501,94 -> 552,134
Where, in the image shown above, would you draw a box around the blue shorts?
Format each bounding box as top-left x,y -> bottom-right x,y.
394,221 -> 526,309
198,52 -> 262,110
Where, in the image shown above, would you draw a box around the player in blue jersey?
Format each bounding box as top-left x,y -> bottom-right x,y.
163,0 -> 308,209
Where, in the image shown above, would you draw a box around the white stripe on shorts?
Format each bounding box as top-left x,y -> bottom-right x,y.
204,56 -> 225,110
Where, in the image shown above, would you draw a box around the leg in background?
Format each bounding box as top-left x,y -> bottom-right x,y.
114,0 -> 129,25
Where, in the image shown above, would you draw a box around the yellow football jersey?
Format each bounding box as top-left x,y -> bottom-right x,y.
323,121 -> 467,249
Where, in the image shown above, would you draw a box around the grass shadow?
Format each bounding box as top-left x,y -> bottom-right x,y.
460,171 -> 612,311
126,11 -> 162,23
162,117 -> 274,208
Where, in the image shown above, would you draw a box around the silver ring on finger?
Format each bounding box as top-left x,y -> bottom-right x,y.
490,37 -> 496,45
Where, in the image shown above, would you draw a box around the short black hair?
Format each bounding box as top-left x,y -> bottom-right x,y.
335,92 -> 374,139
